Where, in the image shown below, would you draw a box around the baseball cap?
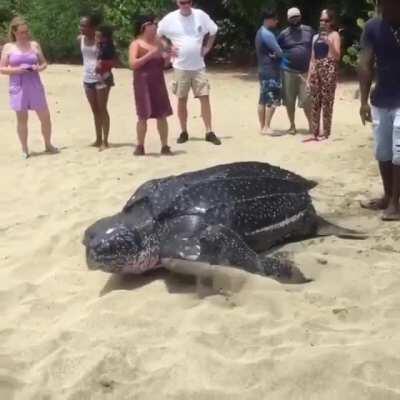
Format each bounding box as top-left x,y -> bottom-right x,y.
287,7 -> 301,19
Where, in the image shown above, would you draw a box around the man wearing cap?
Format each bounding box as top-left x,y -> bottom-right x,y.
157,0 -> 221,145
278,7 -> 314,135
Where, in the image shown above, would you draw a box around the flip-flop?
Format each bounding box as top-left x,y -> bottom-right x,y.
287,128 -> 297,135
360,199 -> 387,211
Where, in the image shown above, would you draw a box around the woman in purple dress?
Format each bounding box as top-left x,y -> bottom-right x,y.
0,16 -> 58,158
129,15 -> 173,156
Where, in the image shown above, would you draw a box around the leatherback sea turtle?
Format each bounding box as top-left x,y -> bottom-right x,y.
83,162 -> 362,282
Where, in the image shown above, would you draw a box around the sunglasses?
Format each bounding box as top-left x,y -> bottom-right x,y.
140,21 -> 157,31
179,0 -> 192,5
320,18 -> 331,22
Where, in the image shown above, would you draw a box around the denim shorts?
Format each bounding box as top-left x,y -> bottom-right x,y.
84,73 -> 115,91
372,106 -> 400,166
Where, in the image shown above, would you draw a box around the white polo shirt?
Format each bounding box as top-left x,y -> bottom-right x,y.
157,8 -> 218,71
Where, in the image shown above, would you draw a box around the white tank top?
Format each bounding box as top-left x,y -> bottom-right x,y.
80,36 -> 98,83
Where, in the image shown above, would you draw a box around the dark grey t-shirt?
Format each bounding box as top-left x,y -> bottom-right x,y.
361,18 -> 400,109
278,25 -> 314,74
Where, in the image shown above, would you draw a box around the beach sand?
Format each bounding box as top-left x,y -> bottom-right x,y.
1,65 -> 400,400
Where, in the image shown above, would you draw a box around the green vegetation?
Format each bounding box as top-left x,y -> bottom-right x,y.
0,0 -> 377,66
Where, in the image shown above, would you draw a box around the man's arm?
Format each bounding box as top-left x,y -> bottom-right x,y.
358,47 -> 375,125
202,34 -> 216,56
202,11 -> 218,56
261,29 -> 283,58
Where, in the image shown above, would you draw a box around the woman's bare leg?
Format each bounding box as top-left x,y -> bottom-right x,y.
136,120 -> 147,146
96,87 -> 111,151
16,111 -> 29,155
36,108 -> 57,152
85,87 -> 102,146
157,118 -> 168,147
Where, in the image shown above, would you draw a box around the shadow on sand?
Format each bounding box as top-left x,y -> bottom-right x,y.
28,146 -> 67,158
186,136 -> 233,142
100,269 -> 199,297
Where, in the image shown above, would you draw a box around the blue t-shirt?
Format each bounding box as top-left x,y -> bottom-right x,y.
361,18 -> 400,109
278,25 -> 314,73
255,26 -> 283,79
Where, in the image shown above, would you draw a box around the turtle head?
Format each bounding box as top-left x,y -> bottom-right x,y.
83,213 -> 161,274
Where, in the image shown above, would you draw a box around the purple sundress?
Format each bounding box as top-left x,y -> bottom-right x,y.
133,48 -> 172,120
8,51 -> 48,111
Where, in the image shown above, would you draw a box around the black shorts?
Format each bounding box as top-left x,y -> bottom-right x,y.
84,73 -> 115,91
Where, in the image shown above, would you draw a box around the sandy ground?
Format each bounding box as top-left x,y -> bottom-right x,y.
1,65 -> 400,400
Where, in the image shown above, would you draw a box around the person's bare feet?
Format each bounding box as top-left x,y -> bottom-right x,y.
262,127 -> 273,135
134,145 -> 145,156
99,142 -> 109,152
382,203 -> 400,221
45,144 -> 59,154
91,140 -> 102,148
261,127 -> 284,137
360,197 -> 389,211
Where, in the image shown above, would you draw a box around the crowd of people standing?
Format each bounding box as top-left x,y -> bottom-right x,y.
0,0 -> 399,219
255,7 -> 341,140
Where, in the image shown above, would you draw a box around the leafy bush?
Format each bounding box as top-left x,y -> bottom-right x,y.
0,0 -> 380,67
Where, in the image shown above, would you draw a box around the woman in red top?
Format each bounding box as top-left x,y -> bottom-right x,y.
129,15 -> 173,156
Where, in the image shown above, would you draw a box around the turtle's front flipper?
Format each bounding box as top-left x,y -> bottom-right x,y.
198,225 -> 308,283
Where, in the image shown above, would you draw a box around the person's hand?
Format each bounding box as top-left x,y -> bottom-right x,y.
31,64 -> 40,72
15,66 -> 29,74
149,47 -> 162,59
169,45 -> 179,58
319,32 -> 331,45
360,103 -> 372,125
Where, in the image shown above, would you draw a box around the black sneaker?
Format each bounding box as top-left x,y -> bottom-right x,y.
177,131 -> 189,144
205,131 -> 221,145
161,145 -> 173,155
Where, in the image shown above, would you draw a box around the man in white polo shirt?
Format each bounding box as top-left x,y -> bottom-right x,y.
157,0 -> 221,145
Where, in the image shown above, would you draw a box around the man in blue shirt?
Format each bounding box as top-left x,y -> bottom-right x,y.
359,0 -> 400,220
255,9 -> 283,136
278,7 -> 314,135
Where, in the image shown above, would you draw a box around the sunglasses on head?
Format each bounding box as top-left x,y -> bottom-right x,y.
179,0 -> 192,5
140,21 -> 157,31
